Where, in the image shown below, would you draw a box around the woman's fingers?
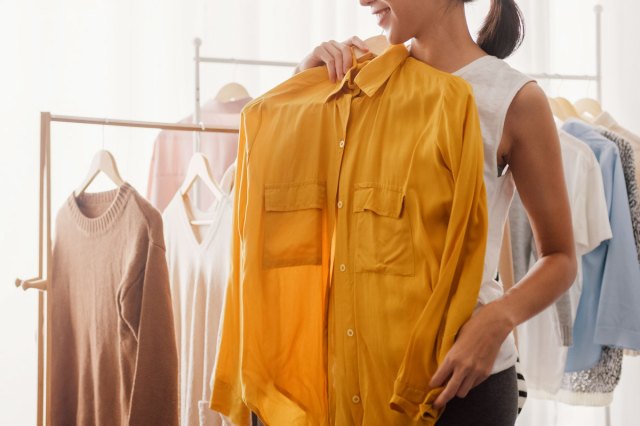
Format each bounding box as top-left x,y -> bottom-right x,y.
455,374 -> 477,399
434,370 -> 465,408
344,36 -> 369,52
430,358 -> 453,388
295,36 -> 369,79
330,40 -> 353,75
322,41 -> 345,81
314,45 -> 338,82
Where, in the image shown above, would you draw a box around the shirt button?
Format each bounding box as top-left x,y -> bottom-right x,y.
337,201 -> 343,209
339,264 -> 346,272
339,140 -> 345,149
352,395 -> 361,404
347,329 -> 354,337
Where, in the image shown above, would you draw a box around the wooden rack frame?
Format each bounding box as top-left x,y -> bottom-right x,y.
15,112 -> 238,425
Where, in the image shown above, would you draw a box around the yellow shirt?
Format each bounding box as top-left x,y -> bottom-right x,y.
211,44 -> 488,425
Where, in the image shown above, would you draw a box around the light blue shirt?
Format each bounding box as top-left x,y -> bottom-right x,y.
563,120 -> 640,372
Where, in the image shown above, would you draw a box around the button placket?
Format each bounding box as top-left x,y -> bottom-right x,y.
330,91 -> 363,416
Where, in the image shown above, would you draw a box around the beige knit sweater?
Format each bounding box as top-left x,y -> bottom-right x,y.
50,183 -> 179,425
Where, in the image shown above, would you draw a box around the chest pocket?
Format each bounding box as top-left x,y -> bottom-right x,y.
263,182 -> 325,269
353,185 -> 414,276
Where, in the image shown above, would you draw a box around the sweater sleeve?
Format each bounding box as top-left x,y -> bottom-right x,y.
210,112 -> 251,426
389,90 -> 488,422
123,241 -> 180,426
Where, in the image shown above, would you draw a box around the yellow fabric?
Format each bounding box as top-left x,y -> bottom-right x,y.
211,44 -> 488,425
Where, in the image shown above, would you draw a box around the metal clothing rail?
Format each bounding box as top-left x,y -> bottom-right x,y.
15,112 -> 239,426
528,4 -> 604,102
193,37 -> 297,152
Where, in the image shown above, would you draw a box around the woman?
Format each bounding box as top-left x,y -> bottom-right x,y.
294,0 -> 577,424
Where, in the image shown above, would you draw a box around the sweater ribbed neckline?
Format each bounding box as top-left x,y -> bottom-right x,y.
67,183 -> 133,235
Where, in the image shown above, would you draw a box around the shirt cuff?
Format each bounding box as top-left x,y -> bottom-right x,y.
390,381 -> 444,423
210,378 -> 251,426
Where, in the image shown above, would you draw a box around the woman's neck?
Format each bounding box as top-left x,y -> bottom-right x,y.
409,5 -> 487,74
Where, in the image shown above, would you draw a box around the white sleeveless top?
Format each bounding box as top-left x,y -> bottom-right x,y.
454,56 -> 534,374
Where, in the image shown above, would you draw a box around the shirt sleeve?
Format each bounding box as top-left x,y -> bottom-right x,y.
581,161 -> 612,254
121,241 -> 180,426
210,112 -> 251,426
389,89 -> 489,422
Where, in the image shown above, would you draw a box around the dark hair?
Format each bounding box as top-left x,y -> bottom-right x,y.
464,0 -> 525,59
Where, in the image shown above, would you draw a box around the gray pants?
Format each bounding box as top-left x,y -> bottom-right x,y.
436,366 -> 518,426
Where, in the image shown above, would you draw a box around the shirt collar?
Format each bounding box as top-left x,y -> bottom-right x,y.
324,43 -> 410,102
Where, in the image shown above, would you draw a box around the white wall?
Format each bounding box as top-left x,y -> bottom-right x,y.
0,1 -> 637,425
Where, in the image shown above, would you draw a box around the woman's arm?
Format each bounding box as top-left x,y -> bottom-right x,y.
431,82 -> 577,407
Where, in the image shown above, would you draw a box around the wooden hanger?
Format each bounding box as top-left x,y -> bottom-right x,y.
215,82 -> 251,102
574,98 -> 602,120
554,97 -> 582,120
548,97 -> 568,122
74,150 -> 124,196
179,153 -> 223,225
354,35 -> 390,59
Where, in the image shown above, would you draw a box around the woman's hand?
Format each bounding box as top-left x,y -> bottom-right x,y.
430,302 -> 514,408
294,36 -> 370,82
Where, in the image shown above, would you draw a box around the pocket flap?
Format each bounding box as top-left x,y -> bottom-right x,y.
353,186 -> 404,218
265,182 -> 326,212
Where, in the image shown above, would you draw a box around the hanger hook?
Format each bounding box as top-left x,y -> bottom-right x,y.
102,121 -> 106,150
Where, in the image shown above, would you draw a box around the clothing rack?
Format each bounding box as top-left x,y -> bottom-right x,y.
14,112 -> 239,426
527,4 -> 603,103
192,37 -> 297,152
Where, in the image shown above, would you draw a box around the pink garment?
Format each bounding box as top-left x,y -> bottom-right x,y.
147,97 -> 250,212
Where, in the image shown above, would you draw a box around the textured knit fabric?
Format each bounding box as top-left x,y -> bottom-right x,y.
50,183 -> 179,426
562,120 -> 640,372
593,111 -> 640,188
597,127 -> 640,356
163,164 -> 235,426
453,56 -> 534,375
435,366 -> 518,426
211,44 -> 487,426
534,346 -> 623,407
147,97 -> 250,212
597,128 -> 640,262
515,130 -> 611,395
597,129 -> 640,358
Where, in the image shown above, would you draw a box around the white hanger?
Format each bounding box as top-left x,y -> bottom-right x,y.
215,82 -> 251,103
74,150 -> 125,196
179,153 -> 223,225
574,98 -> 603,120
